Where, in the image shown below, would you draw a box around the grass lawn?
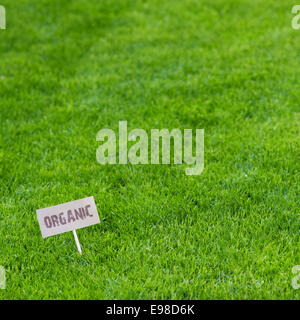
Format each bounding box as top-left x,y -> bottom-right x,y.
0,0 -> 299,299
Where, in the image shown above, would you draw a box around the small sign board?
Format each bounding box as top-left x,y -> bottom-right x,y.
37,196 -> 100,238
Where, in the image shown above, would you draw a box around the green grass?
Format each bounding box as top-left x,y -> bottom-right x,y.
0,0 -> 299,299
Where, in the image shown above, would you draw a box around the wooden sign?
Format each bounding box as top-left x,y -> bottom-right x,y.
37,196 -> 100,254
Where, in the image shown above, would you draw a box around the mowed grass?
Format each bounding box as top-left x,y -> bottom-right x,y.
0,0 -> 299,299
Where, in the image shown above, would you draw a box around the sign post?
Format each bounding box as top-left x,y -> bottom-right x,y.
37,196 -> 100,254
72,230 -> 82,255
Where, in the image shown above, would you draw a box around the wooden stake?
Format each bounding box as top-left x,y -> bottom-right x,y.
73,229 -> 82,255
